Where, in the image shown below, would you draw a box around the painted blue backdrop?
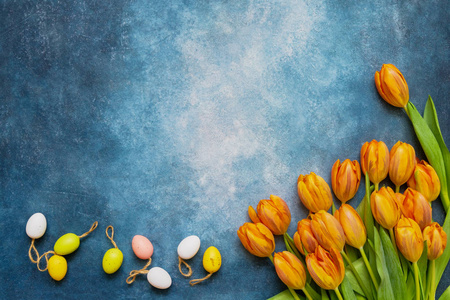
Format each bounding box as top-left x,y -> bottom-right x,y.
1,0 -> 449,299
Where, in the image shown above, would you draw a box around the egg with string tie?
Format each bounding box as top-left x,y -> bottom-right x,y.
26,213 -> 47,239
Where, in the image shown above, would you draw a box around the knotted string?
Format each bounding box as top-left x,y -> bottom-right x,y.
79,221 -> 98,238
189,273 -> 212,286
178,256 -> 193,277
126,258 -> 152,284
28,239 -> 40,264
36,250 -> 56,271
105,225 -> 118,248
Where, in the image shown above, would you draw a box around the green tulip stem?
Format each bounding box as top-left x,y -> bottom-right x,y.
359,247 -> 379,289
341,251 -> 373,300
269,254 -> 274,264
429,259 -> 436,300
374,183 -> 379,191
284,233 -> 302,259
389,228 -> 398,255
413,261 -> 420,300
287,287 -> 301,300
395,185 -> 401,193
301,287 -> 313,300
334,287 -> 344,300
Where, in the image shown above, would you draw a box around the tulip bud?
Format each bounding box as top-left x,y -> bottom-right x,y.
400,188 -> 432,230
334,204 -> 366,249
360,140 -> 390,185
294,219 -> 319,255
389,141 -> 416,187
423,222 -> 447,260
371,186 -> 401,229
407,160 -> 441,202
274,251 -> 307,290
248,195 -> 291,235
331,159 -> 361,203
374,64 -> 409,108
306,246 -> 345,290
395,217 -> 423,263
310,210 -> 345,251
237,222 -> 275,257
297,172 -> 333,213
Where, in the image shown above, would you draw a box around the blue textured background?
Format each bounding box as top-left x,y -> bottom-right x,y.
1,0 -> 449,299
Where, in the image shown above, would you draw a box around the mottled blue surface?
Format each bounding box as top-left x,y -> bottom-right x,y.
1,0 -> 449,299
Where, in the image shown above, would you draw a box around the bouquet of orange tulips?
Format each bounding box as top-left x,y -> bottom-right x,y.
237,64 -> 450,300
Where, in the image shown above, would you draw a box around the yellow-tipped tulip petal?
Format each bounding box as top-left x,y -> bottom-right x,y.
360,140 -> 390,184
371,186 -> 401,229
401,188 -> 432,231
297,172 -> 333,213
295,219 -> 319,255
274,251 -> 307,290
306,246 -> 345,290
237,222 -> 275,258
407,160 -> 441,202
334,204 -> 366,249
310,210 -> 345,251
374,64 -> 409,108
255,195 -> 291,235
389,141 -> 416,187
331,159 -> 361,203
395,217 -> 423,263
423,222 -> 447,260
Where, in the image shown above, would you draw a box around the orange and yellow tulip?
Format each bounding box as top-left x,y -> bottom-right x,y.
334,204 -> 366,249
400,188 -> 432,230
237,222 -> 275,258
294,219 -> 319,255
273,251 -> 307,290
374,64 -> 409,108
306,246 -> 345,290
407,160 -> 441,202
297,172 -> 333,213
331,159 -> 361,203
360,140 -> 390,185
389,141 -> 416,188
310,210 -> 345,251
423,222 -> 447,260
395,217 -> 423,263
371,186 -> 401,229
248,195 -> 291,235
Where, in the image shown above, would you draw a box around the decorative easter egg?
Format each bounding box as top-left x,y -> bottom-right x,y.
147,267 -> 172,289
26,213 -> 47,239
102,248 -> 123,274
203,246 -> 221,273
177,235 -> 201,260
48,255 -> 67,281
54,233 -> 80,255
132,235 -> 154,260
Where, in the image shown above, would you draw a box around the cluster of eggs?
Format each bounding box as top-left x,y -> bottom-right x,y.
26,213 -> 222,289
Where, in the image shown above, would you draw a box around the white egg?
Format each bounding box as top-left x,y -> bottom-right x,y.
177,235 -> 201,260
26,213 -> 47,239
147,267 -> 172,289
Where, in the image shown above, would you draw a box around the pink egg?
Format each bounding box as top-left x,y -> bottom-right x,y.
132,235 -> 154,260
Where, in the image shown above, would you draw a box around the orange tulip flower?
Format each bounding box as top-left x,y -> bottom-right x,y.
248,195 -> 291,235
374,64 -> 409,108
237,222 -> 275,258
306,246 -> 345,290
407,160 -> 441,202
334,204 -> 366,249
423,222 -> 447,260
310,210 -> 345,251
331,159 -> 361,203
274,251 -> 307,290
400,188 -> 432,230
389,141 -> 416,189
370,186 -> 401,229
360,140 -> 390,185
395,217 -> 423,263
297,172 -> 333,213
294,219 -> 319,255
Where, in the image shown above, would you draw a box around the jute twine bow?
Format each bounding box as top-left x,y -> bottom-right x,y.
178,256 -> 193,277
32,221 -> 98,271
126,258 -> 152,284
105,225 -> 118,248
189,273 -> 213,286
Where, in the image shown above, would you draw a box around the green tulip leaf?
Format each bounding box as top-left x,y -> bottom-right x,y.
438,284 -> 450,300
340,276 -> 358,300
435,211 -> 450,290
406,273 -> 416,300
374,228 -> 395,300
406,102 -> 449,211
267,289 -> 297,300
345,257 -> 371,296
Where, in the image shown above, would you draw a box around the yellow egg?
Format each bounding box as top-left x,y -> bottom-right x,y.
48,255 -> 67,281
54,233 -> 80,255
202,246 -> 221,273
102,248 -> 123,274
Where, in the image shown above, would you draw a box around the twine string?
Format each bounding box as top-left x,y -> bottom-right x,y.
189,273 -> 212,286
36,250 -> 56,272
105,225 -> 118,248
78,221 -> 98,239
126,258 -> 152,284
28,239 -> 40,264
178,256 -> 193,277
